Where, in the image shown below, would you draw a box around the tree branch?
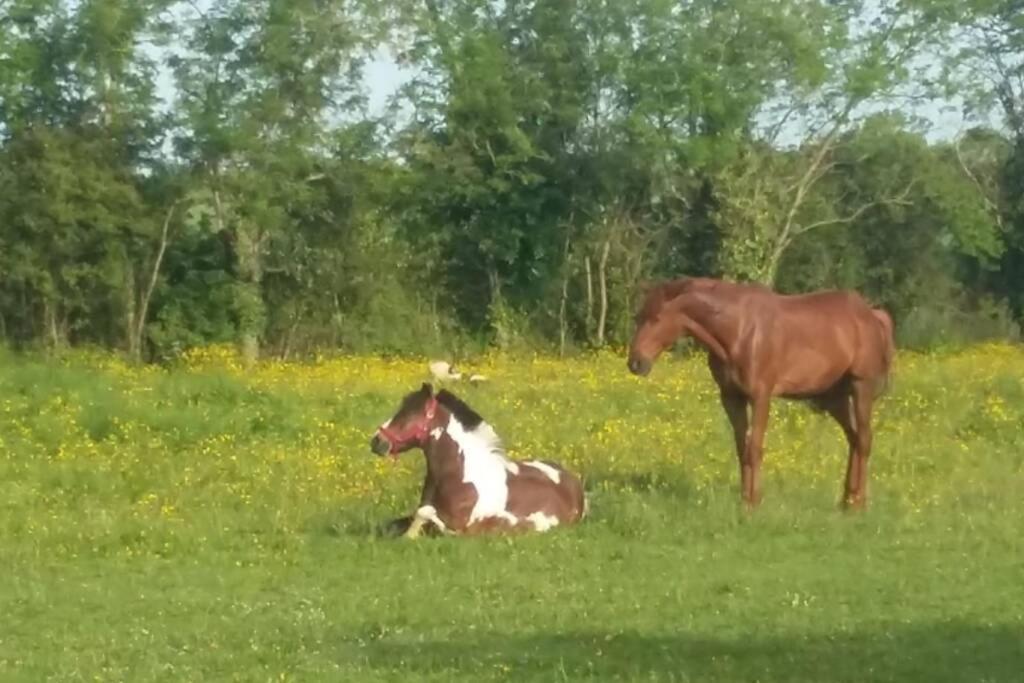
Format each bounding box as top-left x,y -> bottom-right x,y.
794,179 -> 918,237
954,135 -> 1005,230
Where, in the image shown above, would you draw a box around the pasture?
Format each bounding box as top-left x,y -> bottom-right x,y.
0,344 -> 1022,682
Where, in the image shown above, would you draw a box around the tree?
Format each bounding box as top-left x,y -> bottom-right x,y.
710,0 -> 952,285
946,0 -> 1024,319
169,0 -> 375,364
0,126 -> 147,346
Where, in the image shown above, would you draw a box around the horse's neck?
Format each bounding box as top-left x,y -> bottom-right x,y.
676,291 -> 733,361
424,433 -> 464,481
424,415 -> 506,479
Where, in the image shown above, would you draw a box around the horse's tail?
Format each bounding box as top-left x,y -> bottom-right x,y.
871,308 -> 895,397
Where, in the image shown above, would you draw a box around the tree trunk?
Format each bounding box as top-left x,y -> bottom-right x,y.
558,264 -> 571,358
132,200 -> 179,361
280,315 -> 300,361
431,293 -> 441,348
125,262 -> 138,357
488,267 -> 509,349
211,185 -> 263,366
44,299 -> 61,349
584,256 -> 593,343
596,238 -> 611,347
234,223 -> 265,368
762,246 -> 785,288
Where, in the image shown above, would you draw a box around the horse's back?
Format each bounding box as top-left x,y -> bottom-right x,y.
738,287 -> 892,393
508,459 -> 587,526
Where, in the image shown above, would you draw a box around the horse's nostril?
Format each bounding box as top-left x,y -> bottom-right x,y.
628,357 -> 650,376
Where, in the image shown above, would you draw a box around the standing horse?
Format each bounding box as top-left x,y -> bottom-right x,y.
627,277 -> 894,509
370,383 -> 587,537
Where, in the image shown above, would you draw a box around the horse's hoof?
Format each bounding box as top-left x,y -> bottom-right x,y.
840,497 -> 866,512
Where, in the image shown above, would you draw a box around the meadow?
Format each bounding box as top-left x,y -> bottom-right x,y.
0,343 -> 1022,682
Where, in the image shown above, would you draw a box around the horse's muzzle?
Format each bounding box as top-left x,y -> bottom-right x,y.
628,356 -> 652,376
370,433 -> 391,456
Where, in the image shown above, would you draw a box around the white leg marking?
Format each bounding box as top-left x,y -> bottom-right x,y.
495,511 -> 519,526
525,461 -> 561,484
504,461 -> 519,475
403,515 -> 426,539
526,511 -> 560,532
404,504 -> 447,539
417,505 -> 447,531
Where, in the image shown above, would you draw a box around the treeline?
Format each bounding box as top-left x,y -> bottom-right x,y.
1,0 -> 1022,361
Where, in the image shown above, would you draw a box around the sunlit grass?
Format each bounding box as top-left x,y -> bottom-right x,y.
0,344 -> 1021,681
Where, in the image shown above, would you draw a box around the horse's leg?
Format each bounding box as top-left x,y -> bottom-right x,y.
847,380 -> 875,509
719,390 -> 749,501
403,504 -> 449,539
745,395 -> 771,507
819,391 -> 859,507
402,475 -> 439,539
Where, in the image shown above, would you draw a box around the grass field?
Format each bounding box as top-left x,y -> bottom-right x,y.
1,343 -> 1022,682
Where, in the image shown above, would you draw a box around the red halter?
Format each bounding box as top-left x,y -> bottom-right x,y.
377,396 -> 439,455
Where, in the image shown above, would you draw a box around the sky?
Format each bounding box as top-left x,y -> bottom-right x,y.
356,50 -> 979,143
153,39 -> 993,147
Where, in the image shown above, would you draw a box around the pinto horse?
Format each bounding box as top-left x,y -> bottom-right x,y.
627,277 -> 894,509
370,383 -> 587,538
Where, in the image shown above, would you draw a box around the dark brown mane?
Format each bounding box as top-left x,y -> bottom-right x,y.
436,389 -> 484,429
639,278 -> 693,320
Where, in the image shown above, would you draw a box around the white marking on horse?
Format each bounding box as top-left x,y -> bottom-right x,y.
444,416 -> 513,524
415,504 -> 447,533
504,461 -> 520,475
525,460 -> 561,484
526,511 -> 559,532
430,427 -> 444,440
491,510 -> 519,527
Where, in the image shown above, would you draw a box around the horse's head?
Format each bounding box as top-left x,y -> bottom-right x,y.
370,383 -> 440,457
627,280 -> 689,376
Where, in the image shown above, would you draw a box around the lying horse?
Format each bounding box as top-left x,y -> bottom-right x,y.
370,383 -> 587,538
628,277 -> 894,509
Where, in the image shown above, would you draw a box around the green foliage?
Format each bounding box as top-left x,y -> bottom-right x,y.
2,0 -> 1024,354
0,126 -> 149,346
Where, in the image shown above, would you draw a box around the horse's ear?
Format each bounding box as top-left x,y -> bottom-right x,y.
421,382 -> 434,396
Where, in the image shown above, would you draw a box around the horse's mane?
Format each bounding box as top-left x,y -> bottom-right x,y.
437,389 -> 506,456
436,389 -> 484,430
646,277 -> 769,320
639,278 -> 696,320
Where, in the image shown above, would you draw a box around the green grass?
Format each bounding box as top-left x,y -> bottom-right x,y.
0,347 -> 1022,681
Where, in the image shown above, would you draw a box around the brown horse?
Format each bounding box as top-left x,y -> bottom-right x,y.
370,383 -> 587,537
627,277 -> 894,509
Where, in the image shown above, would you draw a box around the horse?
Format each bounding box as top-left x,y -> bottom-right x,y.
627,277 -> 895,509
369,383 -> 587,538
